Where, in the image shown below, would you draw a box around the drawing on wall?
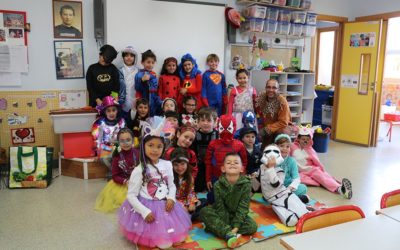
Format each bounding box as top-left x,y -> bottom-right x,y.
54,40 -> 84,79
8,113 -> 28,125
11,127 -> 35,144
0,11 -> 26,45
53,0 -> 83,39
350,32 -> 376,47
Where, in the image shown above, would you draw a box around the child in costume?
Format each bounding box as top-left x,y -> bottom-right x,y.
126,98 -> 149,148
191,107 -> 218,192
201,54 -> 227,116
275,134 -> 309,202
119,117 -> 191,249
164,125 -> 198,179
234,110 -> 260,144
180,95 -> 198,127
171,147 -> 205,221
227,69 -> 257,130
92,96 -> 126,169
135,49 -> 162,116
95,128 -> 139,213
205,114 -> 248,203
158,57 -> 180,100
200,153 -> 257,248
119,46 -> 139,115
86,44 -> 121,107
178,53 -> 203,111
162,98 -> 178,114
290,126 -> 353,199
165,111 -> 180,130
239,127 -> 262,193
260,144 -> 309,226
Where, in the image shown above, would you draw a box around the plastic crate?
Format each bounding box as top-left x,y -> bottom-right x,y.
290,23 -> 303,36
264,19 -> 278,33
291,11 -> 307,24
303,24 -> 316,36
287,0 -> 301,7
50,112 -> 97,134
306,12 -> 318,25
322,105 -> 332,125
300,0 -> 312,9
273,0 -> 287,6
277,21 -> 291,35
279,10 -> 291,22
267,7 -> 279,20
243,5 -> 267,19
242,18 -> 264,32
259,0 -> 273,3
384,113 -> 400,121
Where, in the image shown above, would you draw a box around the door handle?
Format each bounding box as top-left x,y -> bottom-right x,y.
370,82 -> 375,91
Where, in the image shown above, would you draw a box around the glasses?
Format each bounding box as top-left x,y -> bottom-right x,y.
266,86 -> 278,90
119,139 -> 132,145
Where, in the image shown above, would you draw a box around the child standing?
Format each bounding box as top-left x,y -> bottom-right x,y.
180,96 -> 198,127
239,127 -> 262,193
227,69 -> 257,130
135,49 -> 162,116
200,153 -> 257,248
164,125 -> 198,178
86,44 -> 121,107
201,54 -> 227,116
119,118 -> 191,249
191,107 -> 218,192
260,144 -> 309,227
126,98 -> 149,148
275,134 -> 309,201
290,127 -> 353,199
158,57 -> 180,100
178,53 -> 203,111
92,96 -> 126,169
119,46 -> 139,114
95,128 -> 139,213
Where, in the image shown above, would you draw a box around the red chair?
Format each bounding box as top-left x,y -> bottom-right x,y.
296,205 -> 365,233
380,189 -> 400,209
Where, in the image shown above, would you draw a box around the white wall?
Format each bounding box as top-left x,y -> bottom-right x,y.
0,0 -> 98,91
349,0 -> 400,19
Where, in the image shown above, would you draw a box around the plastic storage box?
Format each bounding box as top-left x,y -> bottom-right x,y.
300,0 -> 312,9
277,21 -> 291,35
50,112 -> 97,134
259,0 -> 273,3
244,5 -> 267,19
291,11 -> 307,24
290,23 -> 303,36
306,12 -> 318,25
242,18 -> 264,32
303,24 -> 316,36
384,113 -> 400,121
63,132 -> 95,158
264,19 -> 278,33
287,0 -> 301,7
279,10 -> 291,22
273,0 -> 287,6
267,8 -> 279,20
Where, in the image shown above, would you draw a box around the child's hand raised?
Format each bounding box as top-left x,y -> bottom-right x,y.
142,73 -> 150,81
145,213 -> 155,223
165,199 -> 175,212
180,88 -> 188,95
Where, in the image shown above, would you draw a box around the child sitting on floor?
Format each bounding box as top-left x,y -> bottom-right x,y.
290,126 -> 353,199
200,153 -> 257,248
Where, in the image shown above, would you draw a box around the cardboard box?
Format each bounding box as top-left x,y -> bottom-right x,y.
59,156 -> 107,179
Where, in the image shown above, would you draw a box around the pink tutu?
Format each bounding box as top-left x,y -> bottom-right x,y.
119,197 -> 191,248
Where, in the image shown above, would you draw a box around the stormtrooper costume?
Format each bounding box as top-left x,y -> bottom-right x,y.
260,144 -> 309,227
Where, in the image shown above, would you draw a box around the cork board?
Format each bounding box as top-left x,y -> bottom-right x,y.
0,90 -> 87,158
231,45 -> 296,69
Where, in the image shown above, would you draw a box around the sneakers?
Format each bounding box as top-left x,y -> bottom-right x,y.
340,178 -> 353,199
226,233 -> 239,249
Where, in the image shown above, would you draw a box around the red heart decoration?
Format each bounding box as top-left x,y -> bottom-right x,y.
15,128 -> 30,140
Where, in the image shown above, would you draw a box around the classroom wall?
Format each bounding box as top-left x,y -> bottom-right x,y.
349,0 -> 400,19
0,0 -> 98,91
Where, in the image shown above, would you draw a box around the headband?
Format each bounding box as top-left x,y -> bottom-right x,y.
179,125 -> 196,135
274,133 -> 292,143
171,156 -> 189,163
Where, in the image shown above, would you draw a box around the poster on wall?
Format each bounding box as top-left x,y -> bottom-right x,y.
54,40 -> 84,79
53,0 -> 83,39
0,12 -> 26,46
350,32 -> 376,47
59,90 -> 87,109
11,127 -> 35,144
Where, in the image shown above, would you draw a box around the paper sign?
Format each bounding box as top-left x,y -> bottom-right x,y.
59,90 -> 87,109
341,75 -> 358,89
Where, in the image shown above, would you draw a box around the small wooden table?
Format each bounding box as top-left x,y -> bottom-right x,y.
280,215 -> 400,250
376,205 -> 400,222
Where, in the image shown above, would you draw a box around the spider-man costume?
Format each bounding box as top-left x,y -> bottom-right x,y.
205,114 -> 248,183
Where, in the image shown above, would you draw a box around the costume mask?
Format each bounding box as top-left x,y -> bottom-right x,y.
218,115 -> 236,144
261,144 -> 284,165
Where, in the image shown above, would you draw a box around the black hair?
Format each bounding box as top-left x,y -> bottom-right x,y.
171,148 -> 192,195
134,98 -> 149,121
141,49 -> 156,62
164,111 -> 179,120
236,68 -> 249,77
112,128 -> 134,158
140,135 -> 165,184
160,58 -> 179,76
60,5 -> 75,16
224,152 -> 241,162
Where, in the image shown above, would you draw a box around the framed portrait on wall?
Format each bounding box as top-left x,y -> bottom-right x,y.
54,40 -> 84,79
53,0 -> 83,39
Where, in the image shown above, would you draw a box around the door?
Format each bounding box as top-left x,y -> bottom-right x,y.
335,21 -> 383,146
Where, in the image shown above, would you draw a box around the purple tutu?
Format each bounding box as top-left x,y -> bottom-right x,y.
119,197 -> 191,248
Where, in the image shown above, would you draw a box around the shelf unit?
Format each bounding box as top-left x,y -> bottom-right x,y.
237,0 -> 313,11
250,71 -> 315,125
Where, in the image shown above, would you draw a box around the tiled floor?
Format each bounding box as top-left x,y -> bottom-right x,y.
1,125 -> 399,249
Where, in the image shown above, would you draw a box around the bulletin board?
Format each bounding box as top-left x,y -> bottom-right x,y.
230,45 -> 296,69
0,10 -> 27,46
0,90 -> 87,157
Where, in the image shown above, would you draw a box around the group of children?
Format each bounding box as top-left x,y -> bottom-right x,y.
88,44 -> 353,249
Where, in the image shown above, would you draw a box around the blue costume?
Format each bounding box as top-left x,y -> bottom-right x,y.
134,69 -> 162,117
201,70 -> 227,116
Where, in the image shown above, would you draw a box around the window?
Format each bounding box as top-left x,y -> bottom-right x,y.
317,31 -> 335,86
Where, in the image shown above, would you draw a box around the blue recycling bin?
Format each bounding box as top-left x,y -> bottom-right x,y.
313,133 -> 330,153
